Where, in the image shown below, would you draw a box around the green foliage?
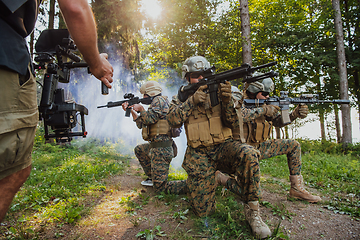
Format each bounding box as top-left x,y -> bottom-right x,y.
261,201 -> 295,221
7,130 -> 126,227
168,167 -> 188,181
136,225 -> 166,240
260,139 -> 360,218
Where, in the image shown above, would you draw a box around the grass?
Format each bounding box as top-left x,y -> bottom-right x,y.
1,129 -> 130,239
1,131 -> 359,239
259,142 -> 360,218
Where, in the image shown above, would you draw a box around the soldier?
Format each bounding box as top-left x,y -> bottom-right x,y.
231,79 -> 321,203
167,56 -> 271,239
122,81 -> 187,194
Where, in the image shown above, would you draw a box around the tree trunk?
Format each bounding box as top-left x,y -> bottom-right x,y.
285,125 -> 289,139
48,0 -> 55,29
239,0 -> 252,66
29,31 -> 34,57
332,0 -> 352,144
275,127 -> 281,139
334,105 -> 342,143
319,110 -> 326,140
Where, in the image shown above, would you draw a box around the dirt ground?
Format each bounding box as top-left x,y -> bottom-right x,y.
2,158 -> 359,240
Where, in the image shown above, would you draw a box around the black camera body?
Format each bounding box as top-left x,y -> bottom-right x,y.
34,29 -> 89,143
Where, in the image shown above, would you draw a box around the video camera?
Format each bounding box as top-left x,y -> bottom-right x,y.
34,29 -> 89,143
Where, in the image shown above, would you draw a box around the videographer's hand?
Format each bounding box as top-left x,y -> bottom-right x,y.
89,53 -> 114,88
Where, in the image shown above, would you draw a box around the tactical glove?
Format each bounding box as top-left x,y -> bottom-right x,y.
292,104 -> 309,119
192,85 -> 208,105
262,104 -> 280,117
220,81 -> 232,103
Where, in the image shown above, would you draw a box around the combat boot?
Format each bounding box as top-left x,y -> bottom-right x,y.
244,201 -> 271,239
289,175 -> 322,203
215,170 -> 229,187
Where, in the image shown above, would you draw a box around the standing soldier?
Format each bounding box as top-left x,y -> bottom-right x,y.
167,56 -> 271,239
231,79 -> 321,203
122,81 -> 187,194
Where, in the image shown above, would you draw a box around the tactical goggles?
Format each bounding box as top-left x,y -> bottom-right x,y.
190,72 -> 203,78
261,92 -> 269,97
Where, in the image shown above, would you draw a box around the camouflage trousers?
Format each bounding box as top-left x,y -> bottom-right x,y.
134,143 -> 187,194
183,140 -> 261,217
255,139 -> 301,175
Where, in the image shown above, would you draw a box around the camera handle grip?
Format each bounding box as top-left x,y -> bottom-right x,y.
102,82 -> 109,95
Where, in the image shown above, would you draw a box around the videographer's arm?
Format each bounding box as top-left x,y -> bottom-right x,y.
57,0 -> 113,88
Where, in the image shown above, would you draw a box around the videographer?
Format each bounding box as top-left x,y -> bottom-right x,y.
0,0 -> 114,222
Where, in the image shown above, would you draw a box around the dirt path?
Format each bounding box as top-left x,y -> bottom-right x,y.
37,158 -> 359,240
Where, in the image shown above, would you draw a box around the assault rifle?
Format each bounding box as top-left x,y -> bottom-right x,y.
97,93 -> 153,117
178,61 -> 278,106
243,91 -> 350,125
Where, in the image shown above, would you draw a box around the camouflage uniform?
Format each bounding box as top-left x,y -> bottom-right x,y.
167,94 -> 261,217
134,95 -> 187,194
241,106 -> 301,175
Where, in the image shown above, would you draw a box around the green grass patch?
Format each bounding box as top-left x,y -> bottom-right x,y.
2,130 -> 129,239
260,139 -> 360,218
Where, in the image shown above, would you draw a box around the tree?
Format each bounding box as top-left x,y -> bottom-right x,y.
91,0 -> 144,70
332,0 -> 352,144
239,0 -> 252,66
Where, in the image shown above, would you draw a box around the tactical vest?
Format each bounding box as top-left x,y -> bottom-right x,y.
243,115 -> 272,145
232,100 -> 246,143
184,102 -> 232,148
142,119 -> 171,141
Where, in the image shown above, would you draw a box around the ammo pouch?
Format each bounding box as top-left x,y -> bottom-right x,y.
185,104 -> 232,148
142,126 -> 150,141
142,119 -> 171,141
232,100 -> 246,143
243,115 -> 272,145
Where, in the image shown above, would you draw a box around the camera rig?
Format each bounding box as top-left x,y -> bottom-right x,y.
34,29 -> 89,143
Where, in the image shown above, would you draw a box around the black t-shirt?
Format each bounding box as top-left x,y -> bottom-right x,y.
0,0 -> 41,75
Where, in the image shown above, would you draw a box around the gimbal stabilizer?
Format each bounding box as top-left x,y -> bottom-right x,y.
34,29 -> 89,143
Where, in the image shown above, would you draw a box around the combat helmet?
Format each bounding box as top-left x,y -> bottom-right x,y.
140,81 -> 162,97
182,56 -> 211,79
247,76 -> 275,94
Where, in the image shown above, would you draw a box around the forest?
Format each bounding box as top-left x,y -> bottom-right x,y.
29,0 -> 360,144
1,0 -> 359,239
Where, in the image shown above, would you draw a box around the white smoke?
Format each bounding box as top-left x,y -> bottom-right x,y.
60,58 -> 188,169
